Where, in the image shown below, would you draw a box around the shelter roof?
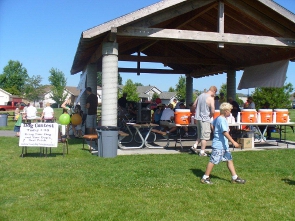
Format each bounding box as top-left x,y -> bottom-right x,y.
71,0 -> 295,79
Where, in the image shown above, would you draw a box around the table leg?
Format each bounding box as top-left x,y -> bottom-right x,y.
145,128 -> 163,149
119,127 -> 145,149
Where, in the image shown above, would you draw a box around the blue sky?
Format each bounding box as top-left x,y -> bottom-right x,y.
0,0 -> 294,95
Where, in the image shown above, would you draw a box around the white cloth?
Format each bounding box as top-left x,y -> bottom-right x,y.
43,106 -> 54,119
26,105 -> 38,119
160,108 -> 174,121
238,60 -> 288,89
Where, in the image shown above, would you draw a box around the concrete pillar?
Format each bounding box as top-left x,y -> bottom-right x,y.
227,70 -> 236,101
186,76 -> 193,106
101,42 -> 118,127
80,71 -> 87,114
86,64 -> 98,97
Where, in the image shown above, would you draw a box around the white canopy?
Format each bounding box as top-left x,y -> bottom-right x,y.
238,60 -> 289,90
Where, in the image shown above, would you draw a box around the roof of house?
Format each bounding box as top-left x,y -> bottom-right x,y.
0,88 -> 12,96
159,92 -> 177,100
71,0 -> 295,82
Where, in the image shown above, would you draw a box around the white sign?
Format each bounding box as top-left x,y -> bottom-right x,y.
19,123 -> 59,147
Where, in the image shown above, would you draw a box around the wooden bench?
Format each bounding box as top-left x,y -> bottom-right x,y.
82,134 -> 99,152
118,131 -> 130,148
151,129 -> 167,136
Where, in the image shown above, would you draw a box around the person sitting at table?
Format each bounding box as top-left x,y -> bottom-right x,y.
153,103 -> 165,125
244,96 -> 255,109
258,102 -> 275,139
41,102 -> 54,122
160,103 -> 177,134
175,99 -> 185,110
127,102 -> 137,119
178,102 -> 189,137
26,103 -> 40,122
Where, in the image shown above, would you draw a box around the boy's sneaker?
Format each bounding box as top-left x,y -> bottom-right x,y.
190,144 -> 197,153
231,177 -> 246,184
200,177 -> 213,184
199,152 -> 207,157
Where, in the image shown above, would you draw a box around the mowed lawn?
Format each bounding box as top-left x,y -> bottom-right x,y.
0,136 -> 294,220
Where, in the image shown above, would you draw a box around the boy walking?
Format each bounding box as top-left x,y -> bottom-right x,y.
201,102 -> 246,185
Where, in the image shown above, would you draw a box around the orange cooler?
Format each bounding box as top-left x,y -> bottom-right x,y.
213,110 -> 220,119
174,109 -> 191,124
259,109 -> 273,123
241,109 -> 257,123
274,109 -> 289,123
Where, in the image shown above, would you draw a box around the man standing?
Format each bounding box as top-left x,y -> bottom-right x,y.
191,86 -> 217,156
118,93 -> 128,109
85,87 -> 98,134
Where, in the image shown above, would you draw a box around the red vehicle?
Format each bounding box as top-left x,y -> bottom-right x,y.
0,101 -> 26,111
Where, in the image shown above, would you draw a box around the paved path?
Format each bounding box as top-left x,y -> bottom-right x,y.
0,130 -> 16,137
1,130 -> 294,156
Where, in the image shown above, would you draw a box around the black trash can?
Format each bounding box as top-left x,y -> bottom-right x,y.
0,114 -> 8,127
97,126 -> 119,158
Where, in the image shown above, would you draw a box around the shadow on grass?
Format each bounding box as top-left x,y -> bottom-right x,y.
190,168 -> 229,182
19,151 -> 65,158
281,178 -> 295,185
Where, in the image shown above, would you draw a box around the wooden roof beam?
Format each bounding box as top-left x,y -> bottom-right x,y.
118,68 -> 186,74
118,54 -> 225,65
117,27 -> 295,47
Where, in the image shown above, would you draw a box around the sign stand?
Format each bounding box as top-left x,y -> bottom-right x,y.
19,123 -> 61,157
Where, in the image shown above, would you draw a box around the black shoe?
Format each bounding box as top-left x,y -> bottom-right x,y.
231,177 -> 246,184
201,177 -> 213,184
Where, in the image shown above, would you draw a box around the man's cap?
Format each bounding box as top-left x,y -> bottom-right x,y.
179,102 -> 185,106
86,87 -> 92,92
157,103 -> 164,107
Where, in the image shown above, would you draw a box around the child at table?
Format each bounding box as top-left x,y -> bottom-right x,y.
200,102 -> 246,185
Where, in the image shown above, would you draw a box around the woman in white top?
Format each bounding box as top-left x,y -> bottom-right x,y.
41,102 -> 54,122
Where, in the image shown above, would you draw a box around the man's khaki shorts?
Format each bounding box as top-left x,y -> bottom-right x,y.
197,120 -> 211,140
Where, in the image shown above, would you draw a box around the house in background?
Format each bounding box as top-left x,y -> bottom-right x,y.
0,88 -> 12,105
159,92 -> 177,105
137,86 -> 162,102
42,86 -> 80,107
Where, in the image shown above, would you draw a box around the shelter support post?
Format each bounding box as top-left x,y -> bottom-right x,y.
227,70 -> 236,101
101,42 -> 118,127
186,75 -> 193,106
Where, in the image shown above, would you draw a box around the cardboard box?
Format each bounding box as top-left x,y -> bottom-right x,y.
237,138 -> 254,149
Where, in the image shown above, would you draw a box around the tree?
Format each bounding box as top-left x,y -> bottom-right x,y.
97,72 -> 122,86
48,68 -> 68,107
168,87 -> 175,92
24,75 -> 45,104
175,75 -> 186,100
121,79 -> 140,102
0,60 -> 29,95
152,93 -> 159,101
252,83 -> 294,109
219,83 -> 243,105
134,82 -> 143,86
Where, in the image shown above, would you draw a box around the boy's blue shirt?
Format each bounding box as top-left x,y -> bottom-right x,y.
212,116 -> 229,150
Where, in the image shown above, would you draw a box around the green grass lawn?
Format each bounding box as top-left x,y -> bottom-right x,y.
0,109 -> 295,220
0,137 -> 294,220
